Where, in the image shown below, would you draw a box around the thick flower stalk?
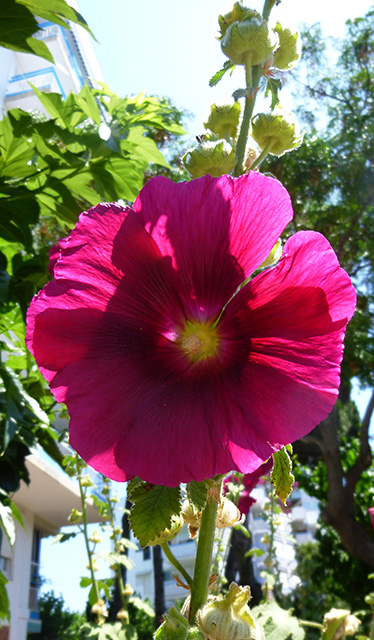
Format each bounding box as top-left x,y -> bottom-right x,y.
26,172 -> 356,487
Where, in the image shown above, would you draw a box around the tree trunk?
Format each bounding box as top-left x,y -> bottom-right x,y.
225,520 -> 262,606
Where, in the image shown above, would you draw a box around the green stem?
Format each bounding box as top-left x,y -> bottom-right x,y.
160,542 -> 193,587
189,481 -> 222,623
262,0 -> 275,21
234,62 -> 263,176
106,490 -> 128,613
76,458 -> 100,604
299,621 -> 324,630
249,142 -> 271,171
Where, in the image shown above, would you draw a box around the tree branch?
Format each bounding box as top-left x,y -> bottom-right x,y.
345,388 -> 374,493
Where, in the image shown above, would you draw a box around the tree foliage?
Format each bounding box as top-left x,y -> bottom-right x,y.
264,7 -> 374,569
31,590 -> 86,640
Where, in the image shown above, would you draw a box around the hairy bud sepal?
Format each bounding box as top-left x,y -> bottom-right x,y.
273,22 -> 301,70
251,110 -> 303,157
197,582 -> 264,640
204,103 -> 241,140
183,139 -> 235,178
221,11 -> 277,67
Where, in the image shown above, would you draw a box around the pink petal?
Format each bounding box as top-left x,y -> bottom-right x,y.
218,231 -> 356,462
369,507 -> 374,530
133,173 -> 293,320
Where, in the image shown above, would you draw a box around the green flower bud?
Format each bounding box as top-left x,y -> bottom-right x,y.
365,592 -> 374,606
221,13 -> 277,67
273,22 -> 301,70
116,608 -> 129,623
147,514 -> 184,546
323,609 -> 361,640
122,583 -> 134,597
197,583 -> 264,640
81,474 -> 94,487
251,109 -> 303,156
204,103 -> 241,140
218,3 -> 256,39
68,508 -> 83,524
258,240 -> 282,269
155,606 -> 188,640
183,139 -> 235,178
89,530 -> 102,544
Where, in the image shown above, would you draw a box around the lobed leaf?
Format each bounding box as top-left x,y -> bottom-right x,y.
129,484 -> 182,547
186,480 -> 210,511
252,601 -> 305,640
271,446 -> 295,504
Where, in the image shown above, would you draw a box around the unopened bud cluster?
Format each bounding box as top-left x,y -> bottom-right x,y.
218,2 -> 301,73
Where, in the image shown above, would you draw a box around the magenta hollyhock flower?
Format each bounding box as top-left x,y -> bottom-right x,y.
48,238 -> 68,276
224,460 -> 273,514
26,173 -> 356,486
369,508 -> 374,530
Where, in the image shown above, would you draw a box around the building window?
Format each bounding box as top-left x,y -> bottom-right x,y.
143,547 -> 151,561
29,529 -> 42,611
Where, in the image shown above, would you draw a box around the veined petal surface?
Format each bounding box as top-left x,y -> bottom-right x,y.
26,175 -> 356,486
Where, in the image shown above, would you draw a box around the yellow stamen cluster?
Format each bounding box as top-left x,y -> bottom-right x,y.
179,323 -> 219,362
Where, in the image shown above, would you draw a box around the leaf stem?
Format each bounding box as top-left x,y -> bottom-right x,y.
189,481 -> 222,623
160,542 -> 193,587
249,142 -> 271,170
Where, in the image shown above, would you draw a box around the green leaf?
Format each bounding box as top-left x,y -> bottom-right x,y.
129,596 -> 155,617
265,77 -> 283,110
0,1 -> 54,62
17,0 -> 94,35
30,86 -> 75,127
270,446 -> 294,504
127,476 -> 144,498
0,116 -> 35,178
80,576 -> 93,588
0,502 -> 16,547
245,548 -> 265,558
209,60 -> 236,87
186,480 -> 210,512
80,621 -> 130,640
75,84 -> 102,126
8,498 -> 24,529
232,523 -> 251,538
0,570 -> 9,621
252,601 -> 305,640
124,127 -> 170,168
129,484 -> 182,547
55,531 -> 77,543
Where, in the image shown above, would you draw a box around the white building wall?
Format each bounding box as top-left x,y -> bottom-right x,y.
2,508 -> 36,640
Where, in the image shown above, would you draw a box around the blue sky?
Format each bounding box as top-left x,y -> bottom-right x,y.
40,0 -> 373,614
78,0 -> 372,132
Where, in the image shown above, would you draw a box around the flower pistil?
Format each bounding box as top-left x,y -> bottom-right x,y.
179,322 -> 219,362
